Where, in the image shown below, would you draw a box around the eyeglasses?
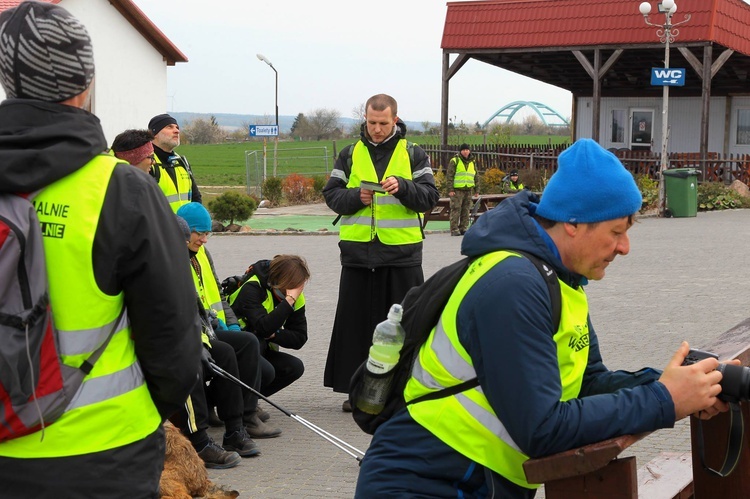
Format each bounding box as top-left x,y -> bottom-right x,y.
192,230 -> 212,240
148,154 -> 156,165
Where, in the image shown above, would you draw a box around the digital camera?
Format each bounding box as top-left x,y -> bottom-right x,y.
682,349 -> 750,402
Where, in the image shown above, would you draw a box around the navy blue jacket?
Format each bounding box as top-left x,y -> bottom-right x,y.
356,191 -> 673,498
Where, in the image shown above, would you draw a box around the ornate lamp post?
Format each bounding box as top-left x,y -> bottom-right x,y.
256,53 -> 279,177
638,0 -> 690,217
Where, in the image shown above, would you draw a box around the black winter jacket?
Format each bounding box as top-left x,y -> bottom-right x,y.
229,260 -> 307,351
0,99 -> 201,420
322,120 -> 439,268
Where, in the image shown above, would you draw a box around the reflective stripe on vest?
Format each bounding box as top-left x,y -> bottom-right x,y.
154,156 -> 192,213
192,246 -> 226,322
339,139 -> 422,245
404,251 -> 590,489
229,275 -> 305,330
452,157 -> 476,188
0,155 -> 161,458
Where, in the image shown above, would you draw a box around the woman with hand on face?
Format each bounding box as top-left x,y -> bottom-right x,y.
227,255 -> 310,397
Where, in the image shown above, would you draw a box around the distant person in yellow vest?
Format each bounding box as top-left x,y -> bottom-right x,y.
149,113 -> 202,212
356,139 -> 731,498
322,93 -> 439,411
111,129 -> 156,174
446,143 -> 476,236
504,169 -> 525,193
0,3 -> 200,496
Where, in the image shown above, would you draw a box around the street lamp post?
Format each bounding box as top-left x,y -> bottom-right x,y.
257,53 -> 279,177
639,0 -> 690,217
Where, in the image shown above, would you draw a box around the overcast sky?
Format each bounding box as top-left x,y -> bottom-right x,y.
132,0 -> 573,126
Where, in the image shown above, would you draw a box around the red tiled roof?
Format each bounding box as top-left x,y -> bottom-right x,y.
0,0 -> 187,65
443,0 -> 750,57
0,0 -> 58,8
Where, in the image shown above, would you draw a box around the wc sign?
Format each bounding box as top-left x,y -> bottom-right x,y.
651,68 -> 686,86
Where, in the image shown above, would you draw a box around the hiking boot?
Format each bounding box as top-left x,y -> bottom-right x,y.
342,399 -> 352,412
208,406 -> 224,427
257,405 -> 271,423
244,411 -> 282,438
222,427 -> 260,457
197,439 -> 242,469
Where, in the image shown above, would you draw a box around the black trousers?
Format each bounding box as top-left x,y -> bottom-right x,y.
0,427 -> 165,498
170,339 -> 243,448
215,329 -> 263,421
259,346 -> 304,397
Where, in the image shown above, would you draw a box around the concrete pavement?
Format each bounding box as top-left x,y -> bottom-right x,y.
203,209 -> 750,498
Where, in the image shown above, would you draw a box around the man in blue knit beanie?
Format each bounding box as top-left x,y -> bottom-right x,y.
356,138 -> 730,499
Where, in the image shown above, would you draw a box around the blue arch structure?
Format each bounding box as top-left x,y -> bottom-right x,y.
482,101 -> 569,129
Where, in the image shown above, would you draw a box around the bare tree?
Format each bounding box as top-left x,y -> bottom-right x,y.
182,115 -> 226,144
352,102 -> 366,122
297,108 -> 342,140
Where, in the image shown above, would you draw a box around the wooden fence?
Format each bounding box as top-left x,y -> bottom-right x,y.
422,144 -> 750,187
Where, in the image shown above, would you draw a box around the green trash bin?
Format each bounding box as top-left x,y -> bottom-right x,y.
662,168 -> 699,217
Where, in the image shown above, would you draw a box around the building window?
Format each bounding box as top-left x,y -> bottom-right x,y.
737,109 -> 750,146
611,109 -> 625,143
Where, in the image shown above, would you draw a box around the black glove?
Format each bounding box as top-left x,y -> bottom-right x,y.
201,345 -> 215,381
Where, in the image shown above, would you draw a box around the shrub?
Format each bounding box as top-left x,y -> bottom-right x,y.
520,169 -> 549,193
636,174 -> 658,212
698,182 -> 747,211
208,191 -> 257,225
262,176 -> 283,205
282,174 -> 315,204
480,167 -> 506,193
433,170 -> 446,196
311,174 -> 328,201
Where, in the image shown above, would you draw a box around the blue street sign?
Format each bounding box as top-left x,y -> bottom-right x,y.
651,68 -> 686,86
249,125 -> 279,137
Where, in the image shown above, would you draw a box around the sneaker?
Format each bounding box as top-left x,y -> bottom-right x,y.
342,399 -> 353,412
197,439 -> 242,469
257,405 -> 271,423
223,427 -> 260,457
244,411 -> 282,439
208,406 -> 224,427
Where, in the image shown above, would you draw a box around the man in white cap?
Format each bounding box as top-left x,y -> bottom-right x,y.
356,138 -> 731,498
0,2 -> 200,496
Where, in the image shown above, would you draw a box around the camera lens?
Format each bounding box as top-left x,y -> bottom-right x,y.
717,364 -> 750,402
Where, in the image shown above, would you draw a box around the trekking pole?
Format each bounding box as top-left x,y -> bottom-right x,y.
207,361 -> 365,461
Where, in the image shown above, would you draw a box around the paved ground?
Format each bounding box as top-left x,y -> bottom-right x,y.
202,208 -> 750,498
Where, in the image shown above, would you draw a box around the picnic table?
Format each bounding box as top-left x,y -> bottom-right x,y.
422,193 -> 517,228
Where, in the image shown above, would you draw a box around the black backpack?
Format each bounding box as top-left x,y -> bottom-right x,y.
220,264 -> 257,298
349,250 -> 561,435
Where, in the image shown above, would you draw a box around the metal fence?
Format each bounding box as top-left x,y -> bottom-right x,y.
244,146 -> 332,197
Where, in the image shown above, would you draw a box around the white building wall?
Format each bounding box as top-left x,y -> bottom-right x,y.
0,0 -> 172,145
576,96 -> 747,155
62,0 -> 170,144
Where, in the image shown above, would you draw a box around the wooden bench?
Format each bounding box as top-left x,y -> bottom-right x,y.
522,317 -> 750,499
422,193 -> 515,228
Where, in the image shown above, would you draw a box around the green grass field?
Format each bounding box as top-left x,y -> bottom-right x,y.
179,135 -> 570,187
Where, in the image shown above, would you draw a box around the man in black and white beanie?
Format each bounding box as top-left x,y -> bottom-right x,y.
0,0 -> 95,102
148,111 -> 203,211
0,2 -> 201,496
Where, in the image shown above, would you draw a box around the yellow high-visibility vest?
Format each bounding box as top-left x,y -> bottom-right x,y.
404,250 -> 589,489
0,155 -> 161,458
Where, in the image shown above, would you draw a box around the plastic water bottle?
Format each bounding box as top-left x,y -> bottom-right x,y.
356,304 -> 406,414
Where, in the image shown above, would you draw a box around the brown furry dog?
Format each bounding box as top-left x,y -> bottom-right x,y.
160,423 -> 240,499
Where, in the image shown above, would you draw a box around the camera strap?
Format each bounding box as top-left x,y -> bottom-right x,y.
695,401 -> 744,477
